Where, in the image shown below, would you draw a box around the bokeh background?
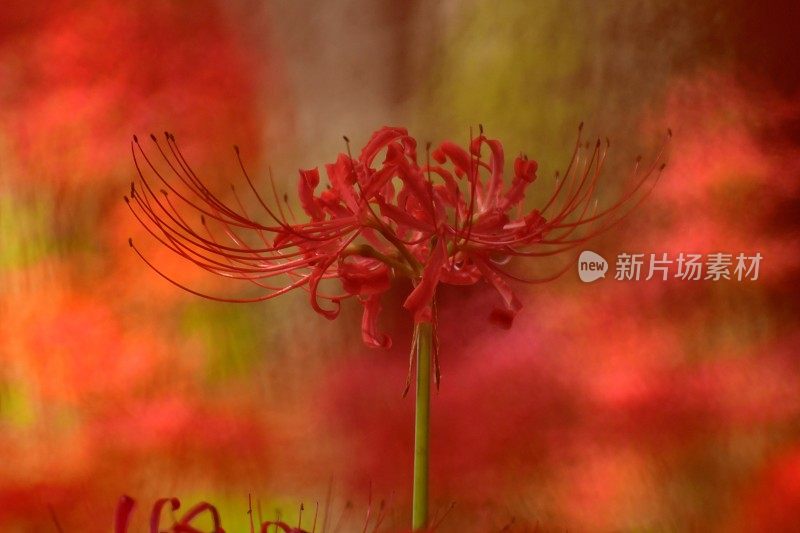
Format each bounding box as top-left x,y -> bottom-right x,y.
1,1 -> 799,531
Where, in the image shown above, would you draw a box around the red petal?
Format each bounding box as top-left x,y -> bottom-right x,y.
360,294 -> 392,348
472,136 -> 505,209
403,239 -> 447,322
151,497 -> 181,533
114,496 -> 136,533
359,126 -> 408,166
325,154 -> 360,213
499,157 -> 538,211
298,167 -> 324,220
475,258 -> 523,329
432,141 -> 471,176
378,201 -> 432,232
309,263 -> 341,320
339,258 -> 391,296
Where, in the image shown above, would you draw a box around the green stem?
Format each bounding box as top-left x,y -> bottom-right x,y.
412,322 -> 432,531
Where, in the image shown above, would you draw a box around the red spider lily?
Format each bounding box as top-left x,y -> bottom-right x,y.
113,494 -> 404,533
126,125 -> 667,381
114,495 -> 225,533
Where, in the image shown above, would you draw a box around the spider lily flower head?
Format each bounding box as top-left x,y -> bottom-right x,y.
126,125 -> 668,356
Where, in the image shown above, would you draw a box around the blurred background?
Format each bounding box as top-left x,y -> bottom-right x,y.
1,1 -> 799,531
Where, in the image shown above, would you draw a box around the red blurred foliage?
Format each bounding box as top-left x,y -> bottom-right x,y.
0,1 -> 279,530
0,279 -> 276,530
0,0 -> 265,189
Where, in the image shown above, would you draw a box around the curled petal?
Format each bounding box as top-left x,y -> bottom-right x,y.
514,156 -> 538,182
339,258 -> 391,296
471,136 -> 505,209
403,238 -> 447,323
359,126 -> 409,167
360,294 -> 392,349
325,154 -> 360,212
310,263 -> 341,320
176,501 -> 224,532
114,496 -> 137,533
378,201 -> 433,232
298,167 -> 324,220
432,141 -> 471,177
360,163 -> 397,201
396,158 -> 437,222
498,156 -> 538,211
502,210 -> 547,244
151,497 -> 181,533
475,258 -> 523,329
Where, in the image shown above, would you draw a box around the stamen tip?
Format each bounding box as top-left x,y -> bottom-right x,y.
128,238 -> 133,247
667,127 -> 673,138
233,145 -> 240,154
478,123 -> 484,134
132,134 -> 139,143
342,135 -> 350,143
578,121 -> 584,131
659,162 -> 667,171
160,189 -> 168,196
149,133 -> 157,142
635,155 -> 642,163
